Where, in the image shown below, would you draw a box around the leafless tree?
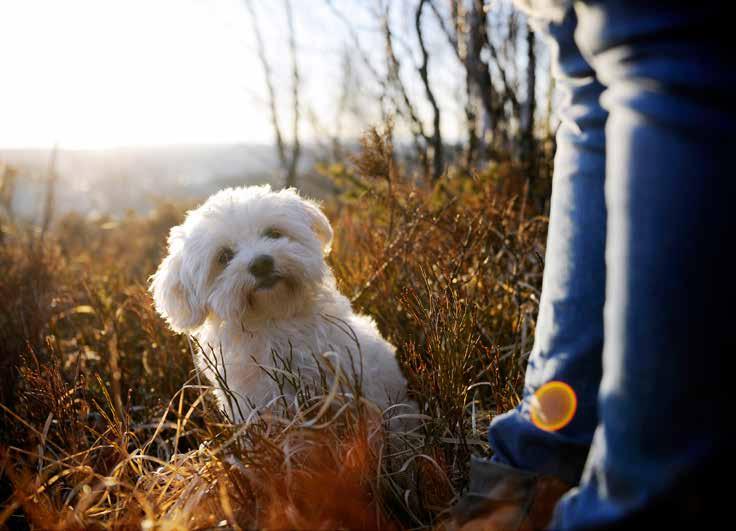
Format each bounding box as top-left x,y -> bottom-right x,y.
322,0 -> 548,181
329,49 -> 363,162
283,0 -> 301,187
415,0 -> 444,180
324,0 -> 393,135
381,3 -> 430,175
427,0 -> 479,166
325,0 -> 447,180
429,0 -> 502,162
244,0 -> 302,188
522,21 -> 537,178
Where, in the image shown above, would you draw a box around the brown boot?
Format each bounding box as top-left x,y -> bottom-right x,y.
445,456 -> 572,531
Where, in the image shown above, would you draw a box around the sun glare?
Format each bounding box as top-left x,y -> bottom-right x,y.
530,381 -> 578,432
0,0 -> 269,149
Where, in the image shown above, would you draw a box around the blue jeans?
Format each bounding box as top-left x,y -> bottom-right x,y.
488,1 -> 735,528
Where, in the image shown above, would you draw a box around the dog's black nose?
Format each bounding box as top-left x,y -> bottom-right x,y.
249,254 -> 274,278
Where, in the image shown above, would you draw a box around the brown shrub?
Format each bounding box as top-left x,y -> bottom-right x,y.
0,130 -> 548,528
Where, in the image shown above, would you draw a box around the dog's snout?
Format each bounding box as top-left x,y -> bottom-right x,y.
249,254 -> 274,278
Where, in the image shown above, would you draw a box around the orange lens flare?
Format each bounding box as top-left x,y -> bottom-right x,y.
530,381 -> 577,432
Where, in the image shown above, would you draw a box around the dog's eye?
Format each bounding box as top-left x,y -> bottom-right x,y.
218,247 -> 235,266
263,228 -> 283,239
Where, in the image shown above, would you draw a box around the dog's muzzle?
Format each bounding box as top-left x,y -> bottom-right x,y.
249,254 -> 274,277
248,254 -> 284,290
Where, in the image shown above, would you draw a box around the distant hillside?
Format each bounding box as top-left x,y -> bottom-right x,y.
0,143 -> 329,220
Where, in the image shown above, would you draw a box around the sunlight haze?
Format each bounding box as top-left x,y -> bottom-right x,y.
0,0 -> 376,149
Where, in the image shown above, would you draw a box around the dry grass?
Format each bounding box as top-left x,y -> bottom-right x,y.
0,127 -> 548,529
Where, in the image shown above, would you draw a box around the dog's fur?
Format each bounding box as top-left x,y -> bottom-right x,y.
150,185 -> 410,422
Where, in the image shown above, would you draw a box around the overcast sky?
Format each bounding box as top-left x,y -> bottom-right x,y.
0,0 -> 474,150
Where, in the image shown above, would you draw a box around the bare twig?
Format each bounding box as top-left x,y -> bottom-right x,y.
283,0 -> 301,187
244,0 -> 301,188
415,0 -> 444,181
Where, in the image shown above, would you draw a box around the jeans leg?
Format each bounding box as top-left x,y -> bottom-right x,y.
488,7 -> 607,487
553,2 -> 736,528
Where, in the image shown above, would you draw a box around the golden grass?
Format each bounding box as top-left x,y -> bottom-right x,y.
0,127 -> 548,529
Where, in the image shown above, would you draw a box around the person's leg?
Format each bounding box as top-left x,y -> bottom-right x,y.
553,2 -> 736,528
487,7 -> 607,487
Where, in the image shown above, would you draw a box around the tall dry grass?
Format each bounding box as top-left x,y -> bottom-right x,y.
0,127 -> 548,529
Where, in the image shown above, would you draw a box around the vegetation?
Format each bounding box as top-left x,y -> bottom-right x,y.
0,127 -> 549,529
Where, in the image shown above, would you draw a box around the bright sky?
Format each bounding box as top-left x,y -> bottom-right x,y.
0,0 -> 399,150
1,0 -> 514,152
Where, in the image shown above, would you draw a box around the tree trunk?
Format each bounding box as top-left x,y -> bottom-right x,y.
523,22 -> 537,180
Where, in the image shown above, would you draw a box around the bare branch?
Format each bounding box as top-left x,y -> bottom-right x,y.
427,0 -> 460,61
324,0 -> 384,89
467,0 -> 501,142
324,0 -> 396,134
415,0 -> 444,180
383,7 -> 425,142
244,0 -> 288,183
486,26 -> 521,122
379,3 -> 431,175
428,0 -> 479,166
522,21 -> 537,178
284,0 -> 301,187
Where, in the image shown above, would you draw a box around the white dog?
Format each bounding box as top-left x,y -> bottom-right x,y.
150,185 -> 410,422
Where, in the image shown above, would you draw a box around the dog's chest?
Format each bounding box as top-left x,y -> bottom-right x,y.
202,317 -> 335,363
259,319 -> 333,358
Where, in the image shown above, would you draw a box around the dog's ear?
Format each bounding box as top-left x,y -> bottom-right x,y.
304,199 -> 334,255
149,226 -> 207,333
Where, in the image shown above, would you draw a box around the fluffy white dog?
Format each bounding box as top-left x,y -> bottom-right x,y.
150,185 -> 410,422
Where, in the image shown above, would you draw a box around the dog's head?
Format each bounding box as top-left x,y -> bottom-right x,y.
150,185 -> 333,331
